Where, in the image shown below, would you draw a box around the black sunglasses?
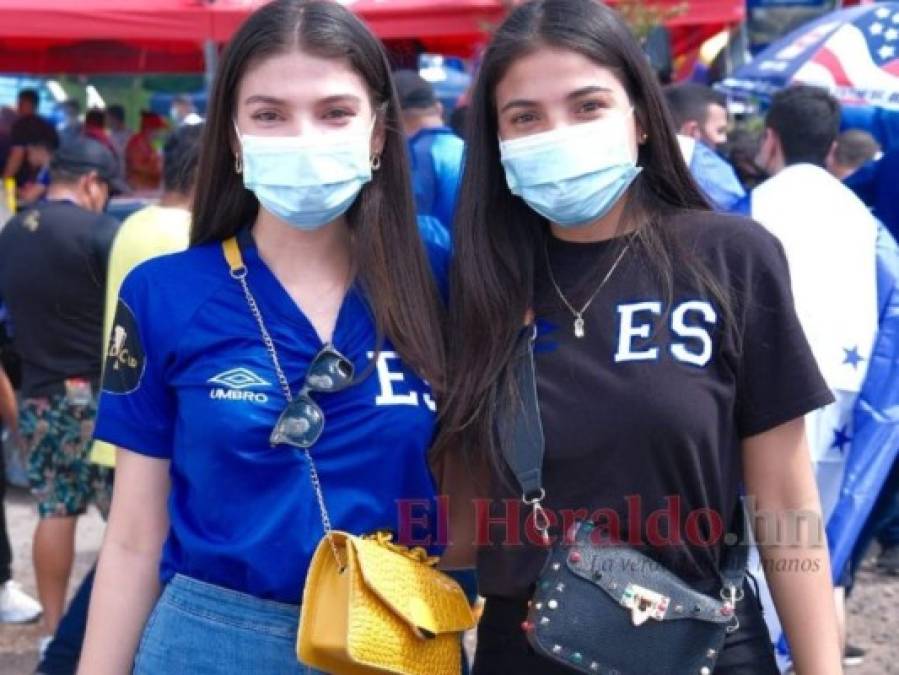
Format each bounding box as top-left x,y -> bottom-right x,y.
269,344 -> 355,449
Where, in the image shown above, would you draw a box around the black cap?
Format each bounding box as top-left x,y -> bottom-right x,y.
51,137 -> 128,194
394,70 -> 437,111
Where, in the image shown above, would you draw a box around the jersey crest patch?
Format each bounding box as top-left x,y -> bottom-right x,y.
102,299 -> 146,394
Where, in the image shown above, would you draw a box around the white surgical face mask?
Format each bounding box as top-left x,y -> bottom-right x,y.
235,120 -> 374,230
499,111 -> 641,227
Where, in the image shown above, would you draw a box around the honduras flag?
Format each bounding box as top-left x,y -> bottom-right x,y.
751,163 -> 881,671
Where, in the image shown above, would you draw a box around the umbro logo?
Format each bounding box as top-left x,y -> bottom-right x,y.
208,368 -> 271,403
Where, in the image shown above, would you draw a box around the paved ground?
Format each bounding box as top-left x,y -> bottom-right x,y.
0,485 -> 896,674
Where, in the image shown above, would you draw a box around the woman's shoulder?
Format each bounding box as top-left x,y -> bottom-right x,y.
668,208 -> 785,264
118,242 -> 229,320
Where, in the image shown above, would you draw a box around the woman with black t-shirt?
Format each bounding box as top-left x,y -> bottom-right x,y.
433,1 -> 842,673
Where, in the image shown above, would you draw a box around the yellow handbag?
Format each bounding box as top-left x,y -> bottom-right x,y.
298,529 -> 476,675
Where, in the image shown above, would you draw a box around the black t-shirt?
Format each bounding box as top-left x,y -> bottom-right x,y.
0,200 -> 119,398
8,114 -> 57,185
476,210 -> 833,599
9,114 -> 58,148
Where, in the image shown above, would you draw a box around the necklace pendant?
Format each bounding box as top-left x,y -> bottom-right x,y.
573,316 -> 586,339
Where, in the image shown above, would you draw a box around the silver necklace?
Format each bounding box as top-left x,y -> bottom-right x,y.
544,239 -> 631,339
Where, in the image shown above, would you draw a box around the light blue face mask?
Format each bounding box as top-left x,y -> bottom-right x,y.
499,112 -> 642,228
235,121 -> 374,230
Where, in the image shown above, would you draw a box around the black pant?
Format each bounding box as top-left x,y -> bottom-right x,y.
0,425 -> 12,585
473,580 -> 778,675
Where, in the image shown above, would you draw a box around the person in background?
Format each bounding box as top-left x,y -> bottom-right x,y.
2,89 -> 58,189
170,95 -> 202,127
55,101 -> 82,146
105,106 -> 130,179
449,104 -> 469,141
83,109 -> 117,160
846,148 -> 899,243
17,137 -> 57,207
752,85 -> 880,670
0,137 -> 124,656
395,69 -> 465,239
0,364 -> 44,625
0,107 -> 17,179
35,124 -> 204,675
724,127 -> 768,192
125,111 -> 166,192
662,83 -> 745,212
828,130 -> 881,181
664,82 -> 729,149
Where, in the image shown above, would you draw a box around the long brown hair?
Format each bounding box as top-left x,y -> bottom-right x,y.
433,0 -> 730,467
191,0 -> 445,386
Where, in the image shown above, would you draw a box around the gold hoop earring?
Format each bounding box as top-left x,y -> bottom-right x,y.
370,154 -> 381,172
234,153 -> 243,174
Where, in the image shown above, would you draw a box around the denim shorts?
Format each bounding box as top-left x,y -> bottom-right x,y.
133,574 -> 327,675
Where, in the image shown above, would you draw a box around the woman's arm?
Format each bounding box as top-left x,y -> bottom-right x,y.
0,366 -> 18,436
78,449 -> 170,675
742,417 -> 842,675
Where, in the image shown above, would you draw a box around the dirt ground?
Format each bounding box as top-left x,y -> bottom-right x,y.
0,485 -> 897,674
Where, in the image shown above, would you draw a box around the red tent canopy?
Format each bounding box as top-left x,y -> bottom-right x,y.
0,0 -> 745,74
0,0 -> 212,73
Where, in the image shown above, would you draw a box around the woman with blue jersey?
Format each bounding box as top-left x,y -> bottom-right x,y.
435,1 -> 843,674
78,2 -> 446,673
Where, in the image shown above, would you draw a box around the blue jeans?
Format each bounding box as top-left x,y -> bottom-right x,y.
133,575 -> 325,675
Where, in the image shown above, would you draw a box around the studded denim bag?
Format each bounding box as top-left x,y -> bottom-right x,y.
501,326 -> 748,675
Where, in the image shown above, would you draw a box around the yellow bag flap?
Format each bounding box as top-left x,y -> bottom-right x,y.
349,534 -> 476,636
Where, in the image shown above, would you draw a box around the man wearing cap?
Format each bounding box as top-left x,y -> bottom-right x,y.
0,137 -> 122,651
394,70 -> 465,242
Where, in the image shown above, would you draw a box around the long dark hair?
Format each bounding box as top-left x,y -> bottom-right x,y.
433,0 -> 729,465
191,0 -> 444,387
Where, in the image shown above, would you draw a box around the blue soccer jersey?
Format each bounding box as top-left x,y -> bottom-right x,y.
94,231 -> 446,603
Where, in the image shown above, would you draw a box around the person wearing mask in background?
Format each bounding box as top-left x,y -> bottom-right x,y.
55,101 -> 82,146
125,111 -> 166,193
752,85 -> 879,670
16,137 -> 57,207
105,105 -> 131,179
78,2 -> 449,672
434,1 -> 842,673
0,365 -> 44,625
395,69 -> 464,246
0,137 -> 124,656
663,83 -> 745,213
170,95 -> 202,127
2,90 -> 58,190
828,130 -> 881,182
34,124 -> 204,675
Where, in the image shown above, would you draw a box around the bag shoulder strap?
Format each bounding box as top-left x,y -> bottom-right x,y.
501,324 -> 747,588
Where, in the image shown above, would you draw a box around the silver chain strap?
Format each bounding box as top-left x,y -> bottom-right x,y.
229,265 -> 343,570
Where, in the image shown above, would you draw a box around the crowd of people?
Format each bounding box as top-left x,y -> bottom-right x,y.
0,0 -> 895,673
0,91 -> 202,212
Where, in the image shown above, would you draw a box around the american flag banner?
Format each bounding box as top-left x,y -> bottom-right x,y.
720,3 -> 899,109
